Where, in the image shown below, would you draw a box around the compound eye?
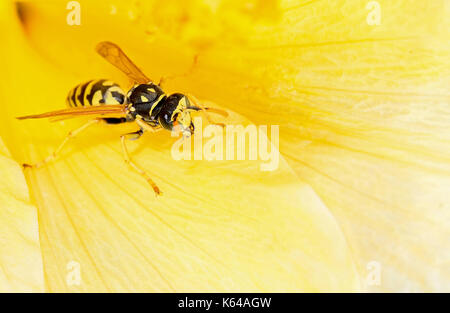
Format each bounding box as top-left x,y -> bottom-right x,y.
158,112 -> 174,130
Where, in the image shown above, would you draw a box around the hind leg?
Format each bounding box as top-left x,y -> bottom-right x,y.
23,118 -> 101,169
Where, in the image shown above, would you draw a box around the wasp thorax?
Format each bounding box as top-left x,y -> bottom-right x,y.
158,93 -> 194,136
126,83 -> 166,121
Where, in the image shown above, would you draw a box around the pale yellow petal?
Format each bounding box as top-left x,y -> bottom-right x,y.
178,1 -> 450,291
0,136 -> 44,292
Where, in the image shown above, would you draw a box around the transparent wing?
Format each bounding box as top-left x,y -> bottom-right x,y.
96,41 -> 151,84
17,105 -> 126,120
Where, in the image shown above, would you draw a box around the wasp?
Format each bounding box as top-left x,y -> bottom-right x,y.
18,41 -> 227,195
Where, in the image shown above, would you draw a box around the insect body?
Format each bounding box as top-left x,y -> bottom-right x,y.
18,41 -> 227,195
66,79 -> 125,107
124,82 -> 195,136
64,69 -> 197,136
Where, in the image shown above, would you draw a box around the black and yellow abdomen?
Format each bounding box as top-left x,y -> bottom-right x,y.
66,79 -> 125,107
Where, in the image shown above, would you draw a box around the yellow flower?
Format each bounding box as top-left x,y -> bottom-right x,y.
0,0 -> 448,292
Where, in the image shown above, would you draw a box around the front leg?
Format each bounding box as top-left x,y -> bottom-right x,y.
120,135 -> 161,196
134,115 -> 162,133
186,94 -> 226,128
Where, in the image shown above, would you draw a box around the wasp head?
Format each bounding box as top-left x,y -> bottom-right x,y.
158,93 -> 195,137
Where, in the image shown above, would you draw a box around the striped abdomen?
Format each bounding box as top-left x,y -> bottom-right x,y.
66,79 -> 125,107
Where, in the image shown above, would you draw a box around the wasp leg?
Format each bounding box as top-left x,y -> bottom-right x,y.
134,116 -> 163,133
123,129 -> 144,141
158,54 -> 199,88
186,94 -> 226,128
23,118 -> 101,169
120,135 -> 162,196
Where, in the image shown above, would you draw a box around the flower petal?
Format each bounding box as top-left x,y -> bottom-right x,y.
0,137 -> 44,292
0,1 -> 360,292
11,0 -> 449,292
